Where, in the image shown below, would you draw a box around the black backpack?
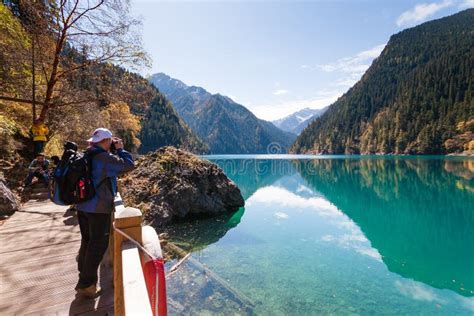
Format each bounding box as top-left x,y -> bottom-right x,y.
50,148 -> 100,205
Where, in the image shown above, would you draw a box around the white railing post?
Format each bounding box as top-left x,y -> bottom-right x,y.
113,202 -> 143,316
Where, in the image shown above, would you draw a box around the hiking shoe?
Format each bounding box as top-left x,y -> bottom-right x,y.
76,284 -> 102,298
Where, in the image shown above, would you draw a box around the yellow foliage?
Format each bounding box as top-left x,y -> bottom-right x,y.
456,118 -> 474,131
0,113 -> 21,157
0,102 -> 31,137
100,102 -> 141,150
466,140 -> 474,153
0,4 -> 31,95
43,134 -> 65,157
0,4 -> 30,48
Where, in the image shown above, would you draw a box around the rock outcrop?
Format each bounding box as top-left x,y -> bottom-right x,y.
0,179 -> 19,216
120,146 -> 244,227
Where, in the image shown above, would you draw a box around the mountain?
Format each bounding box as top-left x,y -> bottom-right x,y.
66,59 -> 209,154
272,107 -> 328,134
291,9 -> 474,155
149,73 -> 296,154
138,93 -> 209,154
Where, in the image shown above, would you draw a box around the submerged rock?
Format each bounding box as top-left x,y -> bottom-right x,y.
0,179 -> 19,216
120,146 -> 244,227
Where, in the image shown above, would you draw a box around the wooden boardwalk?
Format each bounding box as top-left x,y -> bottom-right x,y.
0,190 -> 114,315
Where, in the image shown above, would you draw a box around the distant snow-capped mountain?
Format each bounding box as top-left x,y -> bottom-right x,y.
272,107 -> 328,134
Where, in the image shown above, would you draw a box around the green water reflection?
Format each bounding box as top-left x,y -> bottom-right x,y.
295,158 -> 474,296
166,156 -> 474,315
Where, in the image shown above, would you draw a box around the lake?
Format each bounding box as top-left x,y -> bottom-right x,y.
164,156 -> 474,315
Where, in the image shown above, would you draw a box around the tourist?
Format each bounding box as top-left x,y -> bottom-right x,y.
24,153 -> 49,187
75,128 -> 135,298
30,119 -> 49,155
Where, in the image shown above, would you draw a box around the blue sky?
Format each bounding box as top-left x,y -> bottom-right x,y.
131,0 -> 473,121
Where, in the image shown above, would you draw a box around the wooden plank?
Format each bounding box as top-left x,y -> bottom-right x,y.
0,223 -> 79,237
0,266 -> 113,313
0,256 -> 78,281
2,210 -> 65,224
24,301 -> 114,316
0,286 -> 114,315
0,252 -> 78,278
0,235 -> 81,254
0,241 -> 80,264
1,265 -> 113,299
0,221 -> 81,253
0,199 -> 113,316
0,209 -> 76,231
0,220 -> 79,235
0,217 -> 66,230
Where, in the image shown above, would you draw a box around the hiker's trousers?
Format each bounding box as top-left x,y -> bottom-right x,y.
76,211 -> 111,289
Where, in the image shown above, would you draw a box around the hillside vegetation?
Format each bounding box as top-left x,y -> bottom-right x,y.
0,2 -> 206,160
291,9 -> 474,155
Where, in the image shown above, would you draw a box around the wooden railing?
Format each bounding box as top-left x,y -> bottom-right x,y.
112,194 -> 167,316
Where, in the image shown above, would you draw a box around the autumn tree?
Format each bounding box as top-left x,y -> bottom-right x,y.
2,0 -> 149,122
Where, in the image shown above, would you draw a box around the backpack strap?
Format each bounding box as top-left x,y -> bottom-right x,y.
84,149 -> 102,185
85,149 -> 112,193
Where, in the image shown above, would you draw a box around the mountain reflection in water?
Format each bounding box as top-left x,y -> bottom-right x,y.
294,158 -> 474,296
165,156 -> 474,315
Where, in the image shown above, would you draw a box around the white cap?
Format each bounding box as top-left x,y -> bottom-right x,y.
88,128 -> 113,143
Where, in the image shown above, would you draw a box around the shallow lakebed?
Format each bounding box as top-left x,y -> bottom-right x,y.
164,155 -> 474,315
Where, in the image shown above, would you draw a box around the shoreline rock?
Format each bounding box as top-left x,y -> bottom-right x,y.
120,146 -> 244,227
0,179 -> 20,217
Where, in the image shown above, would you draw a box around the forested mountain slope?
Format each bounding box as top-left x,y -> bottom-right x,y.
291,9 -> 474,155
71,63 -> 208,154
150,73 -> 296,154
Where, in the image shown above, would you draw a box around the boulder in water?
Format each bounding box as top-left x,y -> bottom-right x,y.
120,146 -> 244,227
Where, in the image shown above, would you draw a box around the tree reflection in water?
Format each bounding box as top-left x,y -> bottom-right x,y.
295,157 -> 474,297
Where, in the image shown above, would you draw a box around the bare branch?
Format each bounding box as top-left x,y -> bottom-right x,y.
68,0 -> 105,28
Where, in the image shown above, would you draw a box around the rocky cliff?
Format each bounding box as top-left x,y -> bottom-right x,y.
120,147 -> 244,227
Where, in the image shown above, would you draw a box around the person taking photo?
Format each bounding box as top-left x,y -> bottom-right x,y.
75,128 -> 135,298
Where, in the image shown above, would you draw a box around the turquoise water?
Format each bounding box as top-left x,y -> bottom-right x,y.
166,156 -> 474,315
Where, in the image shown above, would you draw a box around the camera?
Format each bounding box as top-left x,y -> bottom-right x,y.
110,140 -> 117,153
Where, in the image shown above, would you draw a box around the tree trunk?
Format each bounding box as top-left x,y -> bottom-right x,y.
39,30 -> 67,122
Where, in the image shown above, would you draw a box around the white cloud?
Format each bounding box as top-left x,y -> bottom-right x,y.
273,89 -> 289,96
246,185 -> 342,217
396,0 -> 454,27
458,296 -> 474,312
460,0 -> 474,8
395,279 -> 446,303
274,212 -> 289,220
228,95 -> 238,102
321,220 -> 383,262
252,44 -> 386,121
296,185 -> 313,194
356,247 -> 383,261
306,44 -> 386,91
316,44 -> 385,77
248,185 -> 382,261
261,44 -> 386,121
251,92 -> 340,121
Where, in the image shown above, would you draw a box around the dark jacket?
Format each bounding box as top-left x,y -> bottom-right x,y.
76,145 -> 134,214
28,159 -> 49,173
